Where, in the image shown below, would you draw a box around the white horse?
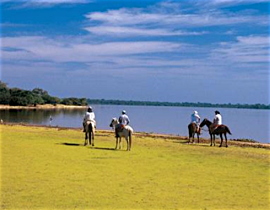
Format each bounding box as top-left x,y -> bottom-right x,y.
109,118 -> 133,151
84,120 -> 95,146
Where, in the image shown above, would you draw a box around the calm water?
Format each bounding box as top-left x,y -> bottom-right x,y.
0,105 -> 269,143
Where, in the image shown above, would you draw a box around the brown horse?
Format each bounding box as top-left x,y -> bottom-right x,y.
200,118 -> 232,147
188,123 -> 200,143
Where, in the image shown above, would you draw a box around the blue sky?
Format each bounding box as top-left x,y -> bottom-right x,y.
0,0 -> 269,104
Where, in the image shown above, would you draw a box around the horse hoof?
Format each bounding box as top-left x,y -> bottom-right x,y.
92,144 -> 94,146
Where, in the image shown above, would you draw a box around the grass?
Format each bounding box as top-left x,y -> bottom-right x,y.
1,124 -> 270,210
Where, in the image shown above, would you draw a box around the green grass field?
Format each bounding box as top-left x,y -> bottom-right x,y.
1,124 -> 269,210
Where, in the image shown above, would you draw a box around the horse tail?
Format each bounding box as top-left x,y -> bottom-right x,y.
226,126 -> 232,135
88,122 -> 92,132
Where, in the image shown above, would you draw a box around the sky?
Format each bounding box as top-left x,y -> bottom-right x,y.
0,0 -> 269,104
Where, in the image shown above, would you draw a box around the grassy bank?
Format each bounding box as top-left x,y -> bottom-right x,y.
1,125 -> 269,209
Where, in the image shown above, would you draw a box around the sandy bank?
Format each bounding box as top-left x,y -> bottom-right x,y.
0,104 -> 88,110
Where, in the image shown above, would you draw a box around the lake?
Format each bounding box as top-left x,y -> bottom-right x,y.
0,105 -> 269,143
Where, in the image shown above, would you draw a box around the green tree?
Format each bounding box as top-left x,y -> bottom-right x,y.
0,81 -> 11,104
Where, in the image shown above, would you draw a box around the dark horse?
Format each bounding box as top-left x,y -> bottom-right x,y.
188,123 -> 200,143
84,121 -> 95,146
200,118 -> 232,147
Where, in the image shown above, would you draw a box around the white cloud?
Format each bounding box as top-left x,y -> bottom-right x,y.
1,36 -> 182,63
211,35 -> 270,64
84,26 -> 207,37
85,5 -> 267,27
203,0 -> 270,7
1,0 -> 91,7
84,2 -> 268,38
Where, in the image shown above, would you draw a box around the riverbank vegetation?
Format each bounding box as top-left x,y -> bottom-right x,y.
0,81 -> 87,106
1,124 -> 269,209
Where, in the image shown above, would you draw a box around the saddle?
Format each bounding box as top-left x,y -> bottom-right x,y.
210,124 -> 222,133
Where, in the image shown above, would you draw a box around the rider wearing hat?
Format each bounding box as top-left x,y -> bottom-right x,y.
83,106 -> 96,132
191,110 -> 201,133
114,110 -> 130,137
119,110 -> 130,127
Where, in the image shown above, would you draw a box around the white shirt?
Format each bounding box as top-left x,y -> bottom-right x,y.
191,113 -> 200,124
213,114 -> 222,125
84,112 -> 95,122
119,114 -> 130,125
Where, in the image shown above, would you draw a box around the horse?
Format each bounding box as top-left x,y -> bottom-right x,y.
109,118 -> 133,151
200,118 -> 232,147
188,122 -> 200,143
84,120 -> 95,146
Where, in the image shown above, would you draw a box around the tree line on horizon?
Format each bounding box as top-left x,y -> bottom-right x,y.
87,99 -> 270,110
0,81 -> 269,109
0,81 -> 87,106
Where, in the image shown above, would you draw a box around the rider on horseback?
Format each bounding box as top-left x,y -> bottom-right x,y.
115,110 -> 130,137
83,106 -> 96,132
212,110 -> 222,132
191,110 -> 201,134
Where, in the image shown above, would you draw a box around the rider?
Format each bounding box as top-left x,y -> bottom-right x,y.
119,110 -> 130,128
191,110 -> 201,133
212,110 -> 222,131
114,110 -> 130,137
83,106 -> 96,132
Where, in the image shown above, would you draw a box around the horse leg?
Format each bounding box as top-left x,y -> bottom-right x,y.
224,133 -> 228,148
197,132 -> 199,144
115,137 -> 118,150
210,133 -> 213,146
129,131 -> 132,151
92,131 -> 95,146
125,136 -> 129,151
84,132 -> 88,146
213,134 -> 216,146
89,131 -> 92,146
219,134 -> 223,147
119,137 -> 122,150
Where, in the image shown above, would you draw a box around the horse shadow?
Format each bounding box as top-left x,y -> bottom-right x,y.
89,146 -> 126,152
172,140 -> 210,147
57,142 -> 82,147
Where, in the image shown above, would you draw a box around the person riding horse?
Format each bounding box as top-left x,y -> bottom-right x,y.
115,110 -> 130,137
83,106 -> 96,132
212,110 -> 222,133
191,110 -> 201,134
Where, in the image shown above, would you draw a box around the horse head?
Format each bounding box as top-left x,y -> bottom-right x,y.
200,118 -> 212,128
110,118 -> 119,129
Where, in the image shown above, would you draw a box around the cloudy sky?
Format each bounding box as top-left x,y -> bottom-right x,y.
1,0 -> 269,104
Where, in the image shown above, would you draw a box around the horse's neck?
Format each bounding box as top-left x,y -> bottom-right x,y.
205,120 -> 212,128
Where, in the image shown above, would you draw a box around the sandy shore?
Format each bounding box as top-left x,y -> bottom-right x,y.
0,104 -> 88,110
1,122 -> 269,149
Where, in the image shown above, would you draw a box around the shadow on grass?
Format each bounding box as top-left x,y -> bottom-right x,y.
89,146 -> 123,151
57,142 -> 82,147
172,140 -> 212,148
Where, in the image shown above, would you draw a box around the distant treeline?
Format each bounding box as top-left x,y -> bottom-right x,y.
87,99 -> 270,110
0,81 -> 87,106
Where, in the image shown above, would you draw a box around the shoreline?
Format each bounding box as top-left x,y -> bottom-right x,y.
1,122 -> 269,149
0,104 -> 88,110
